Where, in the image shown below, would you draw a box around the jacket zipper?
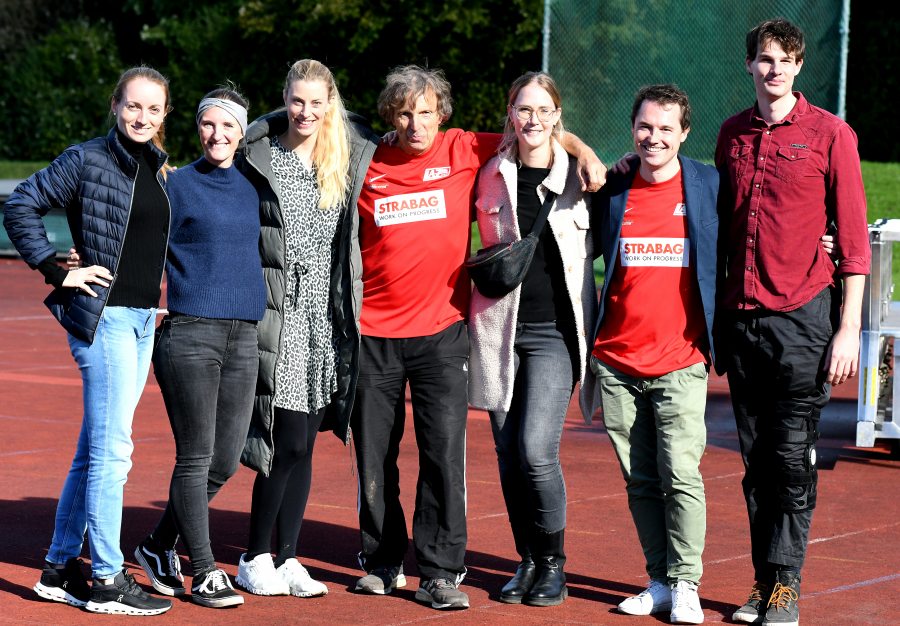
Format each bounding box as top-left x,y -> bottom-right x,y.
95,155 -> 172,324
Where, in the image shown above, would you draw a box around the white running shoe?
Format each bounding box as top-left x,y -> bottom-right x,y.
277,558 -> 328,598
235,553 -> 290,596
618,580 -> 673,615
670,580 -> 704,624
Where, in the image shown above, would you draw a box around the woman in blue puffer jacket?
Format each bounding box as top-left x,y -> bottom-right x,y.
2,66 -> 175,617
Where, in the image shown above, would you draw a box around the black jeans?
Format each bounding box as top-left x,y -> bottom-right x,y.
726,287 -> 839,580
351,321 -> 469,582
151,314 -> 259,575
489,321 -> 577,546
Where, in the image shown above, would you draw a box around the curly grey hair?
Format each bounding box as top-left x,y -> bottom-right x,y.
377,65 -> 453,124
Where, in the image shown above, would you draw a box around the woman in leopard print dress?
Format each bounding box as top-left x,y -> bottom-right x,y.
234,59 -> 357,599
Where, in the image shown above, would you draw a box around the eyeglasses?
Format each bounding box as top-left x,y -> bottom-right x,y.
509,104 -> 558,122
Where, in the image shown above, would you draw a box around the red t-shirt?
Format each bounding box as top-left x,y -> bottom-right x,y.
357,129 -> 502,338
592,169 -> 708,378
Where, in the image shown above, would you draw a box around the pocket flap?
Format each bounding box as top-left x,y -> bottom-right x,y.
776,146 -> 810,161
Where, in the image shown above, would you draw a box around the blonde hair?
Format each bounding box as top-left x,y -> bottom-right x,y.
110,66 -> 174,179
284,59 -> 350,210
498,72 -> 565,161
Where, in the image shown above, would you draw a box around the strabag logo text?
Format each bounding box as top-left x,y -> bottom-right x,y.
423,167 -> 451,181
619,237 -> 690,267
374,190 -> 447,227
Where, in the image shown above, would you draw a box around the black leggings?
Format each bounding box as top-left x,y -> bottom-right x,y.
245,406 -> 326,567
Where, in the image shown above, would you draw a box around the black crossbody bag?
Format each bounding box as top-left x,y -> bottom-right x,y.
465,190 -> 557,299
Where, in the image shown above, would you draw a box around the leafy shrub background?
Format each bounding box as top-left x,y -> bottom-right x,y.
0,0 -> 895,163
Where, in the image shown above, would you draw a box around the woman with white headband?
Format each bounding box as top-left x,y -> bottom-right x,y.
131,84 -> 266,609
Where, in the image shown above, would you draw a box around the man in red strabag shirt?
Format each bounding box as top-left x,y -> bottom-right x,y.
590,85 -> 727,624
717,20 -> 870,626
351,65 -> 606,610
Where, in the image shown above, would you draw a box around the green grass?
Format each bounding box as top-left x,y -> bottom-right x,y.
0,161 -> 50,179
862,161 -> 900,299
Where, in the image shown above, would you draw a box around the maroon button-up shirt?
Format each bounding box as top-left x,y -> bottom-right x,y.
715,92 -> 870,312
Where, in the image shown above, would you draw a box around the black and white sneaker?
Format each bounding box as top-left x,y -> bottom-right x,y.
85,568 -> 173,616
191,569 -> 244,608
33,558 -> 91,607
134,535 -> 185,596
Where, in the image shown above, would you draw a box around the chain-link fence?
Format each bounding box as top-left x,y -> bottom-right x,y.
546,0 -> 848,165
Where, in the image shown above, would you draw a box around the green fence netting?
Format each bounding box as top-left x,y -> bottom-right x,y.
546,0 -> 846,165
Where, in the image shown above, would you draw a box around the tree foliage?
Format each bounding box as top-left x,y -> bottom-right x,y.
0,0 -> 894,163
0,0 -> 543,163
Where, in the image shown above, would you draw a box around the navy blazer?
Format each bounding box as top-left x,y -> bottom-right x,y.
591,155 -> 731,375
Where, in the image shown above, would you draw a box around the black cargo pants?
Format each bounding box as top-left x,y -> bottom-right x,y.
725,287 -> 840,580
351,321 -> 469,582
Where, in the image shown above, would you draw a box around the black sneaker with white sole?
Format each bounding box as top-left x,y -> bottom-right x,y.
33,558 -> 91,607
85,569 -> 173,616
191,569 -> 244,608
134,535 -> 185,596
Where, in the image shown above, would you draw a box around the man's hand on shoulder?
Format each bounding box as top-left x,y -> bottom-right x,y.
576,151 -> 607,193
610,152 -> 639,176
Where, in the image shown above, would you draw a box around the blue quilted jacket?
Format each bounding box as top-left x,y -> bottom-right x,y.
2,128 -> 170,343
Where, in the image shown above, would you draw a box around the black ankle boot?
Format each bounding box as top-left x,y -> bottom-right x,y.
523,529 -> 567,607
500,556 -> 536,604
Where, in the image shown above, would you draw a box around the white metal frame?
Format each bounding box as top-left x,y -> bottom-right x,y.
857,219 -> 900,446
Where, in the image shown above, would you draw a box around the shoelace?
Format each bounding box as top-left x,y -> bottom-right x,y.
640,581 -> 665,597
673,584 -> 695,609
166,549 -> 184,582
430,578 -> 455,590
748,582 -> 769,603
121,569 -> 145,597
767,583 -> 798,613
206,570 -> 228,592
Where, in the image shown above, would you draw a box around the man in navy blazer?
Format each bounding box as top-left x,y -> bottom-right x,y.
588,85 -> 729,625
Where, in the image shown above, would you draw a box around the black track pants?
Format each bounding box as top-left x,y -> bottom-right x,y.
351,321 -> 469,582
725,286 -> 839,579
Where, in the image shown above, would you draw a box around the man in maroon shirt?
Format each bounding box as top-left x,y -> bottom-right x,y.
715,19 -> 870,626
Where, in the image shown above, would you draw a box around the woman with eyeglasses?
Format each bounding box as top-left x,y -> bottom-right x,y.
468,71 -> 601,608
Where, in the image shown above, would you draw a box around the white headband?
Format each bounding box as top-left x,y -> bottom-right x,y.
196,98 -> 248,135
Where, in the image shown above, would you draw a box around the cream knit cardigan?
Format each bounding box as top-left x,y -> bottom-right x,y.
468,141 -> 602,423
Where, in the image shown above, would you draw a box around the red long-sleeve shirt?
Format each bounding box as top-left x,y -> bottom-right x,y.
715,92 -> 870,312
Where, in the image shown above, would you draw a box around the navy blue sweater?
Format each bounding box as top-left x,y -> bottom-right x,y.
165,158 -> 266,321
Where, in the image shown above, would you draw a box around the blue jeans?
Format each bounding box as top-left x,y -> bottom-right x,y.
489,321 -> 577,543
47,306 -> 157,578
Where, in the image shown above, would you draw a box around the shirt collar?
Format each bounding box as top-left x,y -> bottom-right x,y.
749,91 -> 808,127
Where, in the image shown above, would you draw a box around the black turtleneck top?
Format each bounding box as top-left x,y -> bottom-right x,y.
38,128 -> 169,309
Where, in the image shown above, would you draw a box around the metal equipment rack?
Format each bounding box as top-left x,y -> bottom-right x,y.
857,219 -> 900,450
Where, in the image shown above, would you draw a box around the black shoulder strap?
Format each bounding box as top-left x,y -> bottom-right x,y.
526,190 -> 558,238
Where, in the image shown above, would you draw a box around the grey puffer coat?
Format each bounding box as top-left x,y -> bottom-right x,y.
238,110 -> 379,476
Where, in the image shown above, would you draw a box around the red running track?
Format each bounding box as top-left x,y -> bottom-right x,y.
0,258 -> 898,625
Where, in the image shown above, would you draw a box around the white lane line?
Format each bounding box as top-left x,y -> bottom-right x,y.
0,448 -> 57,457
807,572 -> 900,598
707,521 -> 900,566
0,414 -> 80,426
0,316 -> 51,321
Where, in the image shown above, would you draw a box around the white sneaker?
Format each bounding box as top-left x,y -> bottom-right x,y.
235,553 -> 290,596
670,580 -> 704,624
277,558 -> 328,598
618,580 -> 672,615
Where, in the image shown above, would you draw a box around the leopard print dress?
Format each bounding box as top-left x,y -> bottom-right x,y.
270,135 -> 341,414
